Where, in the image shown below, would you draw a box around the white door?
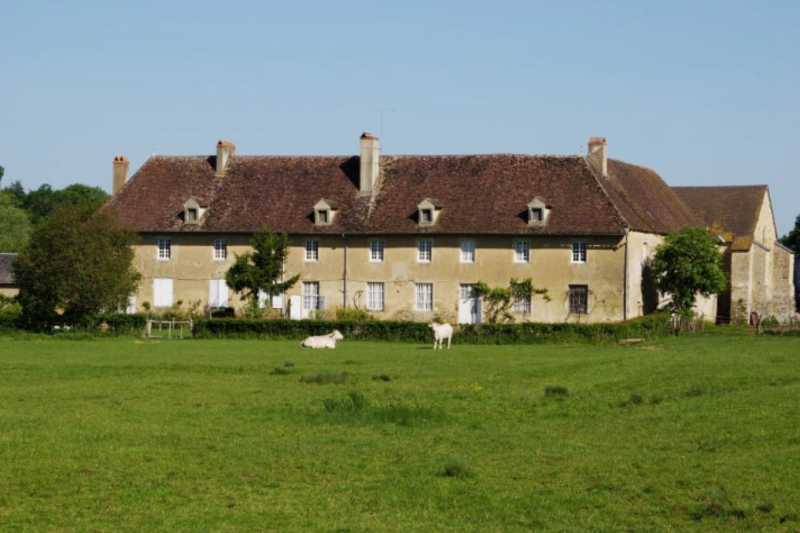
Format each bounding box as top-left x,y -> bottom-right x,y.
458,285 -> 481,324
289,295 -> 302,320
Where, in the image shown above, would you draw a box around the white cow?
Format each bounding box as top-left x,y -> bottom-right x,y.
301,330 -> 344,349
429,322 -> 453,349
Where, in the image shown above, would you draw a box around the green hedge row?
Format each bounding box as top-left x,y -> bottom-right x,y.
193,313 -> 672,344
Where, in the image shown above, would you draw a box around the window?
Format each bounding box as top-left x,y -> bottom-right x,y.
421,209 -> 433,224
514,240 -> 530,263
417,240 -> 432,263
531,208 -> 543,222
460,284 -> 475,299
187,208 -> 198,222
157,238 -> 171,260
313,199 -> 336,226
416,283 -> 433,311
367,282 -> 384,311
527,198 -> 549,227
569,285 -> 588,314
514,295 -> 531,314
370,240 -> 385,262
209,279 -> 229,307
305,240 -> 319,262
153,278 -> 173,307
303,282 -> 320,310
317,210 -> 329,224
460,240 -> 476,263
571,242 -> 587,263
213,239 -> 227,261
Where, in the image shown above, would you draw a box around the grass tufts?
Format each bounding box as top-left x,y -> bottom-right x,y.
300,372 -> 350,385
439,458 -> 475,479
684,385 -> 707,397
269,367 -> 291,375
372,374 -> 391,382
544,385 -> 569,398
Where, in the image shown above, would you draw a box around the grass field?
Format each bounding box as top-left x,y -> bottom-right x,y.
0,334 -> 799,532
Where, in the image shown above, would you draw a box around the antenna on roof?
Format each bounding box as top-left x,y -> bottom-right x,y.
368,106 -> 395,143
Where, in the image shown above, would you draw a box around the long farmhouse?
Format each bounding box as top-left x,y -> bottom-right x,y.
103,135 -> 793,324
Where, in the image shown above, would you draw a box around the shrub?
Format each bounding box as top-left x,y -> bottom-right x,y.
335,307 -> 373,321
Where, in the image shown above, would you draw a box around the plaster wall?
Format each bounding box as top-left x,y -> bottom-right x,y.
0,287 -> 18,297
131,233 -> 633,323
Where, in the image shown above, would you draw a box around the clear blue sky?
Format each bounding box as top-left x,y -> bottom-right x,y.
2,0 -> 798,234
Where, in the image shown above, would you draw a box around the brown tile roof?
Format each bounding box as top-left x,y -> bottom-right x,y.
673,185 -> 768,250
104,150 -> 699,236
0,253 -> 18,285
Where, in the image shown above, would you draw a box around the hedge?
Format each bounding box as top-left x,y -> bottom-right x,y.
192,313 -> 673,344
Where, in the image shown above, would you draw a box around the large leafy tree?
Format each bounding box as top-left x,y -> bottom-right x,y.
652,226 -> 727,315
780,214 -> 800,253
15,204 -> 140,325
0,193 -> 32,252
226,227 -> 300,312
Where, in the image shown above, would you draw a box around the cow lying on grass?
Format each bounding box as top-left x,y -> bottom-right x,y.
429,322 -> 453,349
301,330 -> 344,349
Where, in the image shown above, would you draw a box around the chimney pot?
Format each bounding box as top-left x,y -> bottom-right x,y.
112,155 -> 130,194
216,140 -> 236,176
587,137 -> 608,177
359,133 -> 381,194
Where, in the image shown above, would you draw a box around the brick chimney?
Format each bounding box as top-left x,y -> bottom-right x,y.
587,137 -> 607,177
359,133 -> 381,194
216,140 -> 236,177
112,156 -> 129,194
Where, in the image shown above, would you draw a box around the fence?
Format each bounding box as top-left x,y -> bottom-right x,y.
146,319 -> 193,339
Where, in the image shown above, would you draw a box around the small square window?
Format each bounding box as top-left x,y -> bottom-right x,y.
460,241 -> 476,263
317,210 -> 329,224
418,240 -> 432,263
421,209 -> 433,224
370,240 -> 385,262
157,238 -> 171,260
531,208 -> 543,222
305,240 -> 319,262
514,241 -> 530,263
187,208 -> 198,222
571,242 -> 587,263
213,239 -> 227,261
514,295 -> 531,314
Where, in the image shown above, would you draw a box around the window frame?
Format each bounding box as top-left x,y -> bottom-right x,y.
571,242 -> 587,264
367,282 -> 385,311
369,240 -> 385,262
157,238 -> 171,260
514,240 -> 530,263
302,282 -> 320,310
460,240 -> 476,263
514,295 -> 532,314
415,282 -> 433,312
569,285 -> 589,314
213,239 -> 227,261
417,239 -> 432,263
305,240 -> 319,262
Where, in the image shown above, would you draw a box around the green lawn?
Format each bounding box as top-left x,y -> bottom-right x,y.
0,334 -> 799,532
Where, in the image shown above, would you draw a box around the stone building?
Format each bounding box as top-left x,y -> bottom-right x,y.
674,186 -> 796,323
104,135 -> 716,323
0,253 -> 19,297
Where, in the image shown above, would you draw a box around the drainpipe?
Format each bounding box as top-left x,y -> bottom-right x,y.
623,228 -> 630,321
342,234 -> 348,308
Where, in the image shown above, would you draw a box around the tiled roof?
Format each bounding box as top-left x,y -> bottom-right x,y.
104,150 -> 699,236
673,185 -> 768,250
0,253 -> 18,285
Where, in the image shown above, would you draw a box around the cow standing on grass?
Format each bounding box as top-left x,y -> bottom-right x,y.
301,330 -> 344,349
429,322 -> 453,349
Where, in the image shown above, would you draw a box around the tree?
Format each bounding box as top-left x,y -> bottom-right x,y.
225,227 -> 300,314
473,278 -> 549,323
23,183 -> 109,224
652,226 -> 727,315
0,193 -> 32,252
14,204 -> 140,325
780,214 -> 800,253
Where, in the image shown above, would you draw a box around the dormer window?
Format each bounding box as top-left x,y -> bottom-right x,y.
527,198 -> 551,228
183,197 -> 207,225
313,199 -> 337,226
417,199 -> 442,227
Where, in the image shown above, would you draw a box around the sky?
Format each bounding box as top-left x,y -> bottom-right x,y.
2,0 -> 798,235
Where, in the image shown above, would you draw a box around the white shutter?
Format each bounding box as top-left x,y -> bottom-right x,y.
154,279 -> 173,307
209,280 -> 229,307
